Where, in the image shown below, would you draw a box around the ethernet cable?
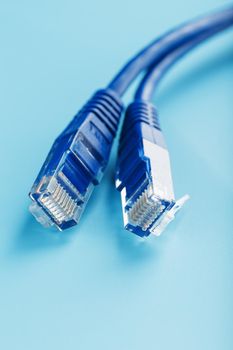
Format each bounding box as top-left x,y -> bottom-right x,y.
135,25 -> 233,100
108,6 -> 233,95
29,6 -> 233,230
115,25 -> 233,237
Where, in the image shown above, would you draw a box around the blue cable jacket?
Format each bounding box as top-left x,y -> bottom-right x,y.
135,22 -> 233,101
108,6 -> 233,96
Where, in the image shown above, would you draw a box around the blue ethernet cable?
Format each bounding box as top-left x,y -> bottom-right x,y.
115,25 -> 233,237
108,6 -> 233,95
29,6 -> 233,230
135,25 -> 233,100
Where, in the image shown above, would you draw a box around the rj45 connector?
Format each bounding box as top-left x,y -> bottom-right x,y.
29,89 -> 123,230
116,101 -> 188,237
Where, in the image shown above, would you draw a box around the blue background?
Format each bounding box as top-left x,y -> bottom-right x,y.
0,1 -> 232,349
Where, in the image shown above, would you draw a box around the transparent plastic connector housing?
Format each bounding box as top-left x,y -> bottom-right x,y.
29,172 -> 94,230
150,194 -> 189,236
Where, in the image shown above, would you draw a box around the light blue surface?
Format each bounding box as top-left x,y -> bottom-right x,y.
0,1 -> 233,349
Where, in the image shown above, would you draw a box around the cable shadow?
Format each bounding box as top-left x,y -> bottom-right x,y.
10,206 -> 78,258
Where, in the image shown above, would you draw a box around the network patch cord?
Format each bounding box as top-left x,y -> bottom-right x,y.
29,5 -> 233,237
